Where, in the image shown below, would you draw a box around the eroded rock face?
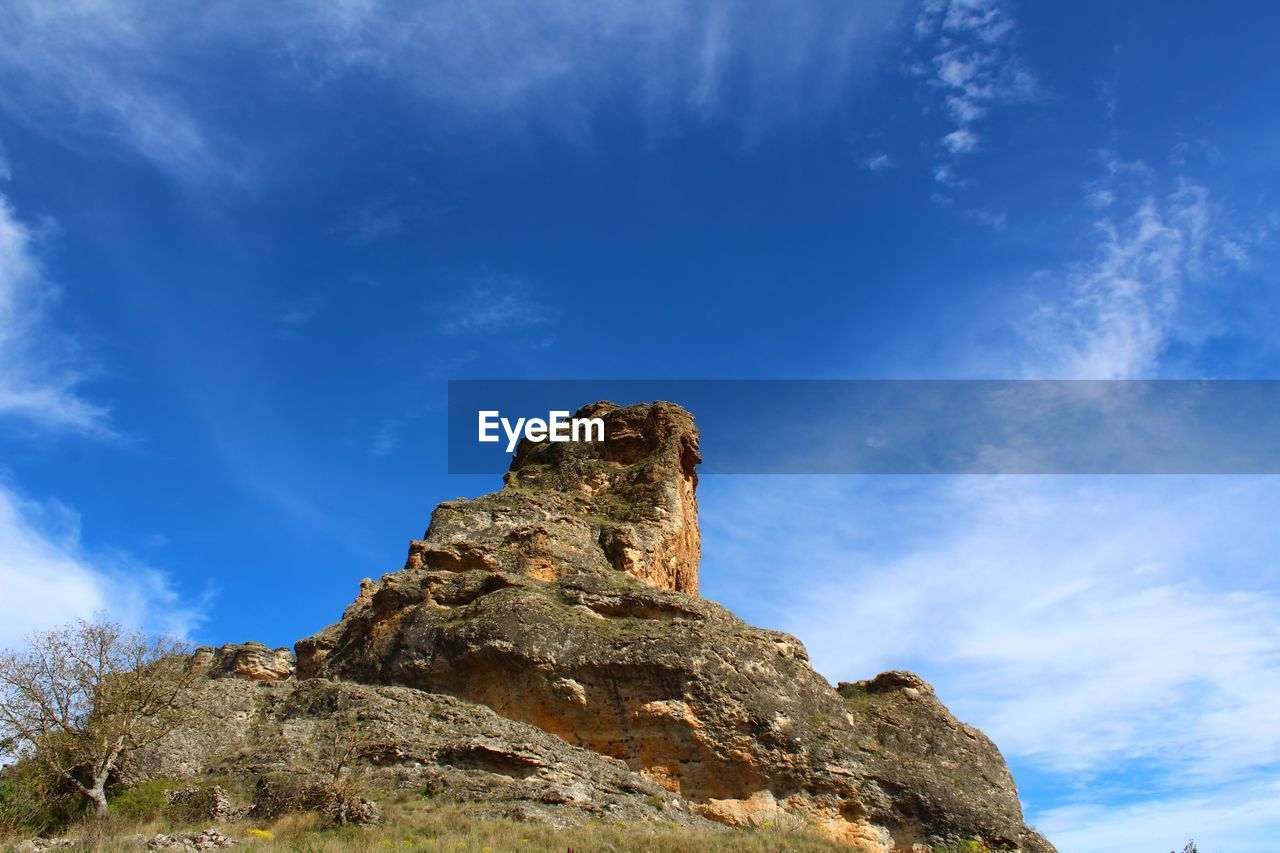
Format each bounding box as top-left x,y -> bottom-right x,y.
191,642 -> 295,682
247,776 -> 380,826
130,677 -> 715,831
164,786 -> 241,822
286,400 -> 1053,851
417,400 -> 697,591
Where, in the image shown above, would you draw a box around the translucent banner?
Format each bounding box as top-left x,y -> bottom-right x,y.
447,380 -> 1280,475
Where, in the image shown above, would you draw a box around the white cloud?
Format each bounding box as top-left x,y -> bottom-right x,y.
933,162 -> 966,187
929,34 -> 1036,118
276,293 -> 325,340
914,0 -> 1036,187
941,127 -> 979,154
0,0 -> 910,182
332,194 -> 407,247
0,192 -> 110,435
940,0 -> 1015,44
0,2 -> 226,183
863,152 -> 895,172
1085,188 -> 1116,209
964,207 -> 1006,229
945,93 -> 987,124
702,474 -> 1280,849
1035,781 -> 1280,853
439,275 -> 559,337
1028,162 -> 1250,379
0,180 -> 196,647
369,417 -> 403,457
0,480 -> 205,647
701,144 -> 1276,847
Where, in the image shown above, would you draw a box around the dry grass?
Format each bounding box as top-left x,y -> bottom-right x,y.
3,792 -> 844,852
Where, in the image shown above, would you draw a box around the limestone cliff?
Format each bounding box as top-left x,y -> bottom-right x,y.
136,401 -> 1052,851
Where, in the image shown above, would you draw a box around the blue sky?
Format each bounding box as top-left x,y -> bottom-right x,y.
2,2 -> 1279,850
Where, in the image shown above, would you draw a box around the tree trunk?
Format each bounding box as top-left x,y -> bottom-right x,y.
86,738 -> 123,818
88,783 -> 109,818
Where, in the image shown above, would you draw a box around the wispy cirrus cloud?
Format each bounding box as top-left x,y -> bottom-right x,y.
369,417 -> 404,458
704,138 -> 1278,850
963,206 -> 1006,230
0,1 -> 229,184
0,191 -> 110,436
0,181 -> 200,644
331,194 -> 408,248
912,0 -> 1037,185
0,0 -> 910,184
276,293 -> 325,341
438,275 -> 559,339
862,152 -> 896,172
1027,155 -> 1254,379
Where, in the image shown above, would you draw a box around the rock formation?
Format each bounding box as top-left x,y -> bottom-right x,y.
134,401 -> 1053,851
191,642 -> 295,682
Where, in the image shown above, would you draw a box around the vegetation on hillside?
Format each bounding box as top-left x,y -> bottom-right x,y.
1,783 -> 846,851
0,617 -> 202,819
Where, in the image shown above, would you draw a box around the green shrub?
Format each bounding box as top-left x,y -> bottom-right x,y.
108,779 -> 182,824
0,760 -> 82,837
0,773 -> 46,836
933,840 -> 991,853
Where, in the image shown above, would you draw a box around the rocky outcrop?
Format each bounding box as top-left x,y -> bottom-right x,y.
137,401 -> 1050,851
191,642 -> 294,681
433,403 -> 694,582
834,672 -> 1038,849
297,401 -> 701,677
131,678 -> 715,830
246,777 -> 379,827
164,786 -> 240,822
284,401 -> 1051,851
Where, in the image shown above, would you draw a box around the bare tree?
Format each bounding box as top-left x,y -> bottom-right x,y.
309,690 -> 378,786
0,616 -> 203,818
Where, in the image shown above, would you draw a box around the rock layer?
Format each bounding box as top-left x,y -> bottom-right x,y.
282,401 -> 1053,851
191,642 -> 295,682
472,401 -> 696,586
130,677 -> 715,831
